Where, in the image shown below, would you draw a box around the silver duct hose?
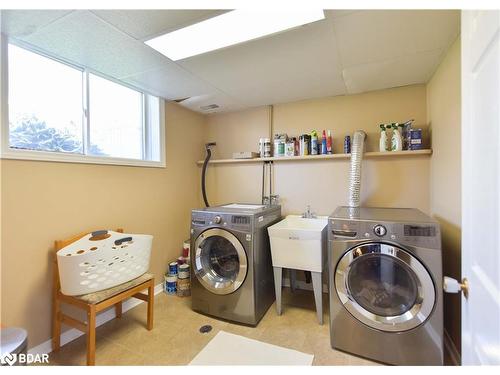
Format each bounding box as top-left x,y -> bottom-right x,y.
348,130 -> 366,208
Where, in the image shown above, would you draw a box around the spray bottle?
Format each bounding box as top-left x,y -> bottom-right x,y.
391,123 -> 403,151
379,124 -> 388,152
311,130 -> 318,155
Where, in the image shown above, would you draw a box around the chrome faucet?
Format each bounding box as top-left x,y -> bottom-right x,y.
302,205 -> 317,219
270,195 -> 280,206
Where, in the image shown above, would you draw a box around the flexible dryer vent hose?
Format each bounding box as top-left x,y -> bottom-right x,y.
348,130 -> 366,208
202,142 -> 216,207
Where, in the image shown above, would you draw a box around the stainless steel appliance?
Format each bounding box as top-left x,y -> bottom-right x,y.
328,206 -> 443,365
191,203 -> 281,325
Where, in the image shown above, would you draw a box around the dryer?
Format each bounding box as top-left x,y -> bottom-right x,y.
190,204 -> 281,325
328,206 -> 443,365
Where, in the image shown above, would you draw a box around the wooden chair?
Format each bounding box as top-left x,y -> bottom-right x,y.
52,228 -> 155,365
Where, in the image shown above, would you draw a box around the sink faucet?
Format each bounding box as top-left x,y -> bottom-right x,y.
302,205 -> 317,219
270,195 -> 280,206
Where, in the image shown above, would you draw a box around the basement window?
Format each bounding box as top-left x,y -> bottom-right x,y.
1,41 -> 165,167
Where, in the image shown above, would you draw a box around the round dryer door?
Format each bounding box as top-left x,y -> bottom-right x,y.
335,242 -> 435,332
193,228 -> 248,295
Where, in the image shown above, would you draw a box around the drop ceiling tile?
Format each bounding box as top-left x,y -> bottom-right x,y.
1,10 -> 73,37
333,10 -> 460,67
342,49 -> 444,94
91,9 -> 227,41
20,10 -> 168,79
123,65 -> 217,101
179,18 -> 346,108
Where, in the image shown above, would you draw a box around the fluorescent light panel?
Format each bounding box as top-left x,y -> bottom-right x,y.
145,9 -> 325,61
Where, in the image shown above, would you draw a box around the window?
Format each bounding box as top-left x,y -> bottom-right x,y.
7,44 -> 84,154
88,73 -> 144,159
1,41 -> 165,167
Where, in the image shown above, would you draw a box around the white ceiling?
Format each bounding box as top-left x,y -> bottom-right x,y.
0,9 -> 460,114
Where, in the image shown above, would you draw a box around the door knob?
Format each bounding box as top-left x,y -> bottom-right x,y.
443,276 -> 469,299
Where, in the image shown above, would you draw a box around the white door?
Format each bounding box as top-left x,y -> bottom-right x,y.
461,10 -> 500,365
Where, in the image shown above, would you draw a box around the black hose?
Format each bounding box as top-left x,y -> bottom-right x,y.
202,147 -> 212,207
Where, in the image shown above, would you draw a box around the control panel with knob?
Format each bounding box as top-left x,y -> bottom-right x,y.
373,224 -> 387,237
213,215 -> 222,224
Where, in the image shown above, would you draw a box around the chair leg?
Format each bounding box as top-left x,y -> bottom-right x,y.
147,281 -> 154,330
52,296 -> 61,352
115,301 -> 122,318
86,305 -> 96,366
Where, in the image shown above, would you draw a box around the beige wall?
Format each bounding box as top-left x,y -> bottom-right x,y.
205,85 -> 431,216
0,102 -> 205,348
427,37 -> 462,353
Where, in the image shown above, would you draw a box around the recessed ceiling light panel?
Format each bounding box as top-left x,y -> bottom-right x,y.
145,9 -> 325,61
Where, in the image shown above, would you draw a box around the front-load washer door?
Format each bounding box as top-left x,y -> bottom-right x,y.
193,228 -> 248,295
335,242 -> 435,332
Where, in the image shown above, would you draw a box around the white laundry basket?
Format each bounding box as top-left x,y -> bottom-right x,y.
56,230 -> 153,296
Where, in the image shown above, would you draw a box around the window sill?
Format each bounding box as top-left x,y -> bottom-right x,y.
0,148 -> 166,168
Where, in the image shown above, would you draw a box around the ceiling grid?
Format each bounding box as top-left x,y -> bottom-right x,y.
1,9 -> 460,113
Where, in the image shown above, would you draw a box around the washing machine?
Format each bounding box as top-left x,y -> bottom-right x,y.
328,206 -> 443,365
190,203 -> 281,325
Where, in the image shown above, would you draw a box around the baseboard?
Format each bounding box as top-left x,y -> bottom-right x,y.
28,282 -> 164,356
444,329 -> 461,366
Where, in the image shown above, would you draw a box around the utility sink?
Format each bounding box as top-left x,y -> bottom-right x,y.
267,215 -> 328,273
267,214 -> 328,324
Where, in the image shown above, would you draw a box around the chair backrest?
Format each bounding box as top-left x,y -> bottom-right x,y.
53,228 -> 124,291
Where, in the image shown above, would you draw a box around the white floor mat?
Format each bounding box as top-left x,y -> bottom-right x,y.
189,331 -> 314,366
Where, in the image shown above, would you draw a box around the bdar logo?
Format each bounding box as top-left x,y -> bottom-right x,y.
1,353 -> 17,366
1,353 -> 49,365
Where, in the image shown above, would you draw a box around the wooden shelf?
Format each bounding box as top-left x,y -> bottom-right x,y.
196,149 -> 432,165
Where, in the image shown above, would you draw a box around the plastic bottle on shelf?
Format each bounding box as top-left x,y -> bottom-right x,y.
327,130 -> 333,154
321,130 -> 327,154
391,123 -> 403,151
379,124 -> 388,152
311,130 -> 318,155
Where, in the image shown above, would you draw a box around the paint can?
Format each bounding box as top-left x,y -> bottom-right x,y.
178,263 -> 190,279
409,129 -> 422,150
165,274 -> 177,295
169,261 -> 178,276
182,240 -> 190,258
177,256 -> 185,265
177,277 -> 191,297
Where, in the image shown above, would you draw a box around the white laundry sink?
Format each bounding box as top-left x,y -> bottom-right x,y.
267,215 -> 328,272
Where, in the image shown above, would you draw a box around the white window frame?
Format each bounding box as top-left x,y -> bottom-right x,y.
0,36 -> 166,168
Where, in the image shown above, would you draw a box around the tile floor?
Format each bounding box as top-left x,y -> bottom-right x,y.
48,287 -> 380,366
